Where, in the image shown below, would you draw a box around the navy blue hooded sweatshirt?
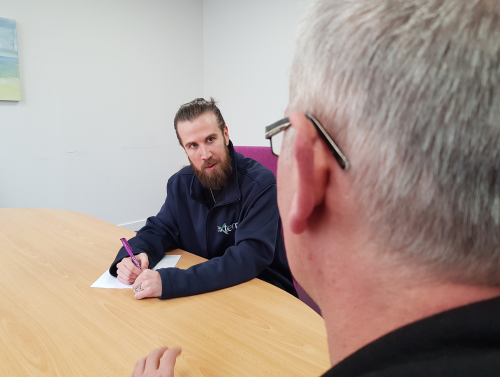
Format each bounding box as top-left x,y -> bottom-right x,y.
109,142 -> 297,299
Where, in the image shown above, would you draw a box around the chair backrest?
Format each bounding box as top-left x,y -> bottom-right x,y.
233,146 -> 278,176
234,145 -> 322,316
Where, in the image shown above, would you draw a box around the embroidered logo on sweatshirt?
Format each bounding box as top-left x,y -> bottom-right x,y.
218,222 -> 238,235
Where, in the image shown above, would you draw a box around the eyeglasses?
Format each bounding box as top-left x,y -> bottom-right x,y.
265,113 -> 350,170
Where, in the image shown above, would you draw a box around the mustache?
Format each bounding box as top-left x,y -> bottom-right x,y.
202,157 -> 221,169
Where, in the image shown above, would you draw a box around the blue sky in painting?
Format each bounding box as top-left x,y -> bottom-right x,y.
0,18 -> 18,59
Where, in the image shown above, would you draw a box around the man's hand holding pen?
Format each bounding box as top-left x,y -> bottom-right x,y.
116,252 -> 163,299
116,252 -> 149,285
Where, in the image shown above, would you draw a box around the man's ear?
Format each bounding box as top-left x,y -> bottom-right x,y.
288,112 -> 329,234
224,126 -> 230,146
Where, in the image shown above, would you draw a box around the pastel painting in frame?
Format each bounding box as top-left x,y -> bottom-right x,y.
0,17 -> 21,101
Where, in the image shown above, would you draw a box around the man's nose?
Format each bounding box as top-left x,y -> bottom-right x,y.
199,145 -> 212,160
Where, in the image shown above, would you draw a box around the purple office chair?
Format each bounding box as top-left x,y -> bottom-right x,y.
234,145 -> 322,316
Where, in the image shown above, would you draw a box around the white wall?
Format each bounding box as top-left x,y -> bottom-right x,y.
0,0 -> 201,227
0,0 -> 307,228
203,0 -> 308,146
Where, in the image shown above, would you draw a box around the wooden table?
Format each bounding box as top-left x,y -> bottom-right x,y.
0,209 -> 329,376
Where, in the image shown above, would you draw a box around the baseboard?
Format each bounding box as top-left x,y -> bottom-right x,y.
119,219 -> 147,232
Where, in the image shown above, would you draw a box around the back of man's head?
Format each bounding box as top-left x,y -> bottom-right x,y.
289,0 -> 500,285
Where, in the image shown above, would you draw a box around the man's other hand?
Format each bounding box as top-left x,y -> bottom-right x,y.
133,269 -> 162,299
117,253 -> 150,285
131,347 -> 182,377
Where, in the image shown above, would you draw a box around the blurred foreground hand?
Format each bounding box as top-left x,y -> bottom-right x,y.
131,347 -> 182,377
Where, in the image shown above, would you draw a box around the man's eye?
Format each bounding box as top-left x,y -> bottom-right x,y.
190,143 -> 197,149
207,137 -> 214,143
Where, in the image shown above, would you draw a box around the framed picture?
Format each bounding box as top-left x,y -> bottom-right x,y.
0,17 -> 21,101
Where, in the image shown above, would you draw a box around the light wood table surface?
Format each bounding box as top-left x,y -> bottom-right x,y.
0,208 -> 329,376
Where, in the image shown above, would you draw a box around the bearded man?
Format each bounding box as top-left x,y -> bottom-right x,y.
109,97 -> 297,300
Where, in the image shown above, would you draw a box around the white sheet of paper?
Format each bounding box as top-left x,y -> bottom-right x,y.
90,254 -> 181,289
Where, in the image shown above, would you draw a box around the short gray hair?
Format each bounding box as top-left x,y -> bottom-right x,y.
289,0 -> 500,284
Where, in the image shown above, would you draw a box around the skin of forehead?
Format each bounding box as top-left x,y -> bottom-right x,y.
178,112 -> 223,148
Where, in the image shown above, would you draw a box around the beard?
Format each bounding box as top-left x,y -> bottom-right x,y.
190,146 -> 233,190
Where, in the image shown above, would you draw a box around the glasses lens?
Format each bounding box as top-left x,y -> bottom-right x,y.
271,132 -> 284,156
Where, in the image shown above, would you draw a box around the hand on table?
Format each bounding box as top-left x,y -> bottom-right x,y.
131,347 -> 182,377
133,269 -> 162,299
117,253 -> 150,285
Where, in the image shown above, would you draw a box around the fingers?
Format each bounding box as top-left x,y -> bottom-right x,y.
132,347 -> 182,377
117,269 -> 137,285
117,258 -> 143,285
133,270 -> 163,300
131,356 -> 146,377
159,348 -> 182,377
136,253 -> 150,270
144,347 -> 169,372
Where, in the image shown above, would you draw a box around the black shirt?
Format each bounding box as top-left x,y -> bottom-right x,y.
323,297 -> 500,376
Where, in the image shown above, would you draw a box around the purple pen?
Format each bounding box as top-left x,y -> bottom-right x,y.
120,238 -> 142,269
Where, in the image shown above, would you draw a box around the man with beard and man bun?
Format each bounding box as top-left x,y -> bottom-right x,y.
109,97 -> 297,300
